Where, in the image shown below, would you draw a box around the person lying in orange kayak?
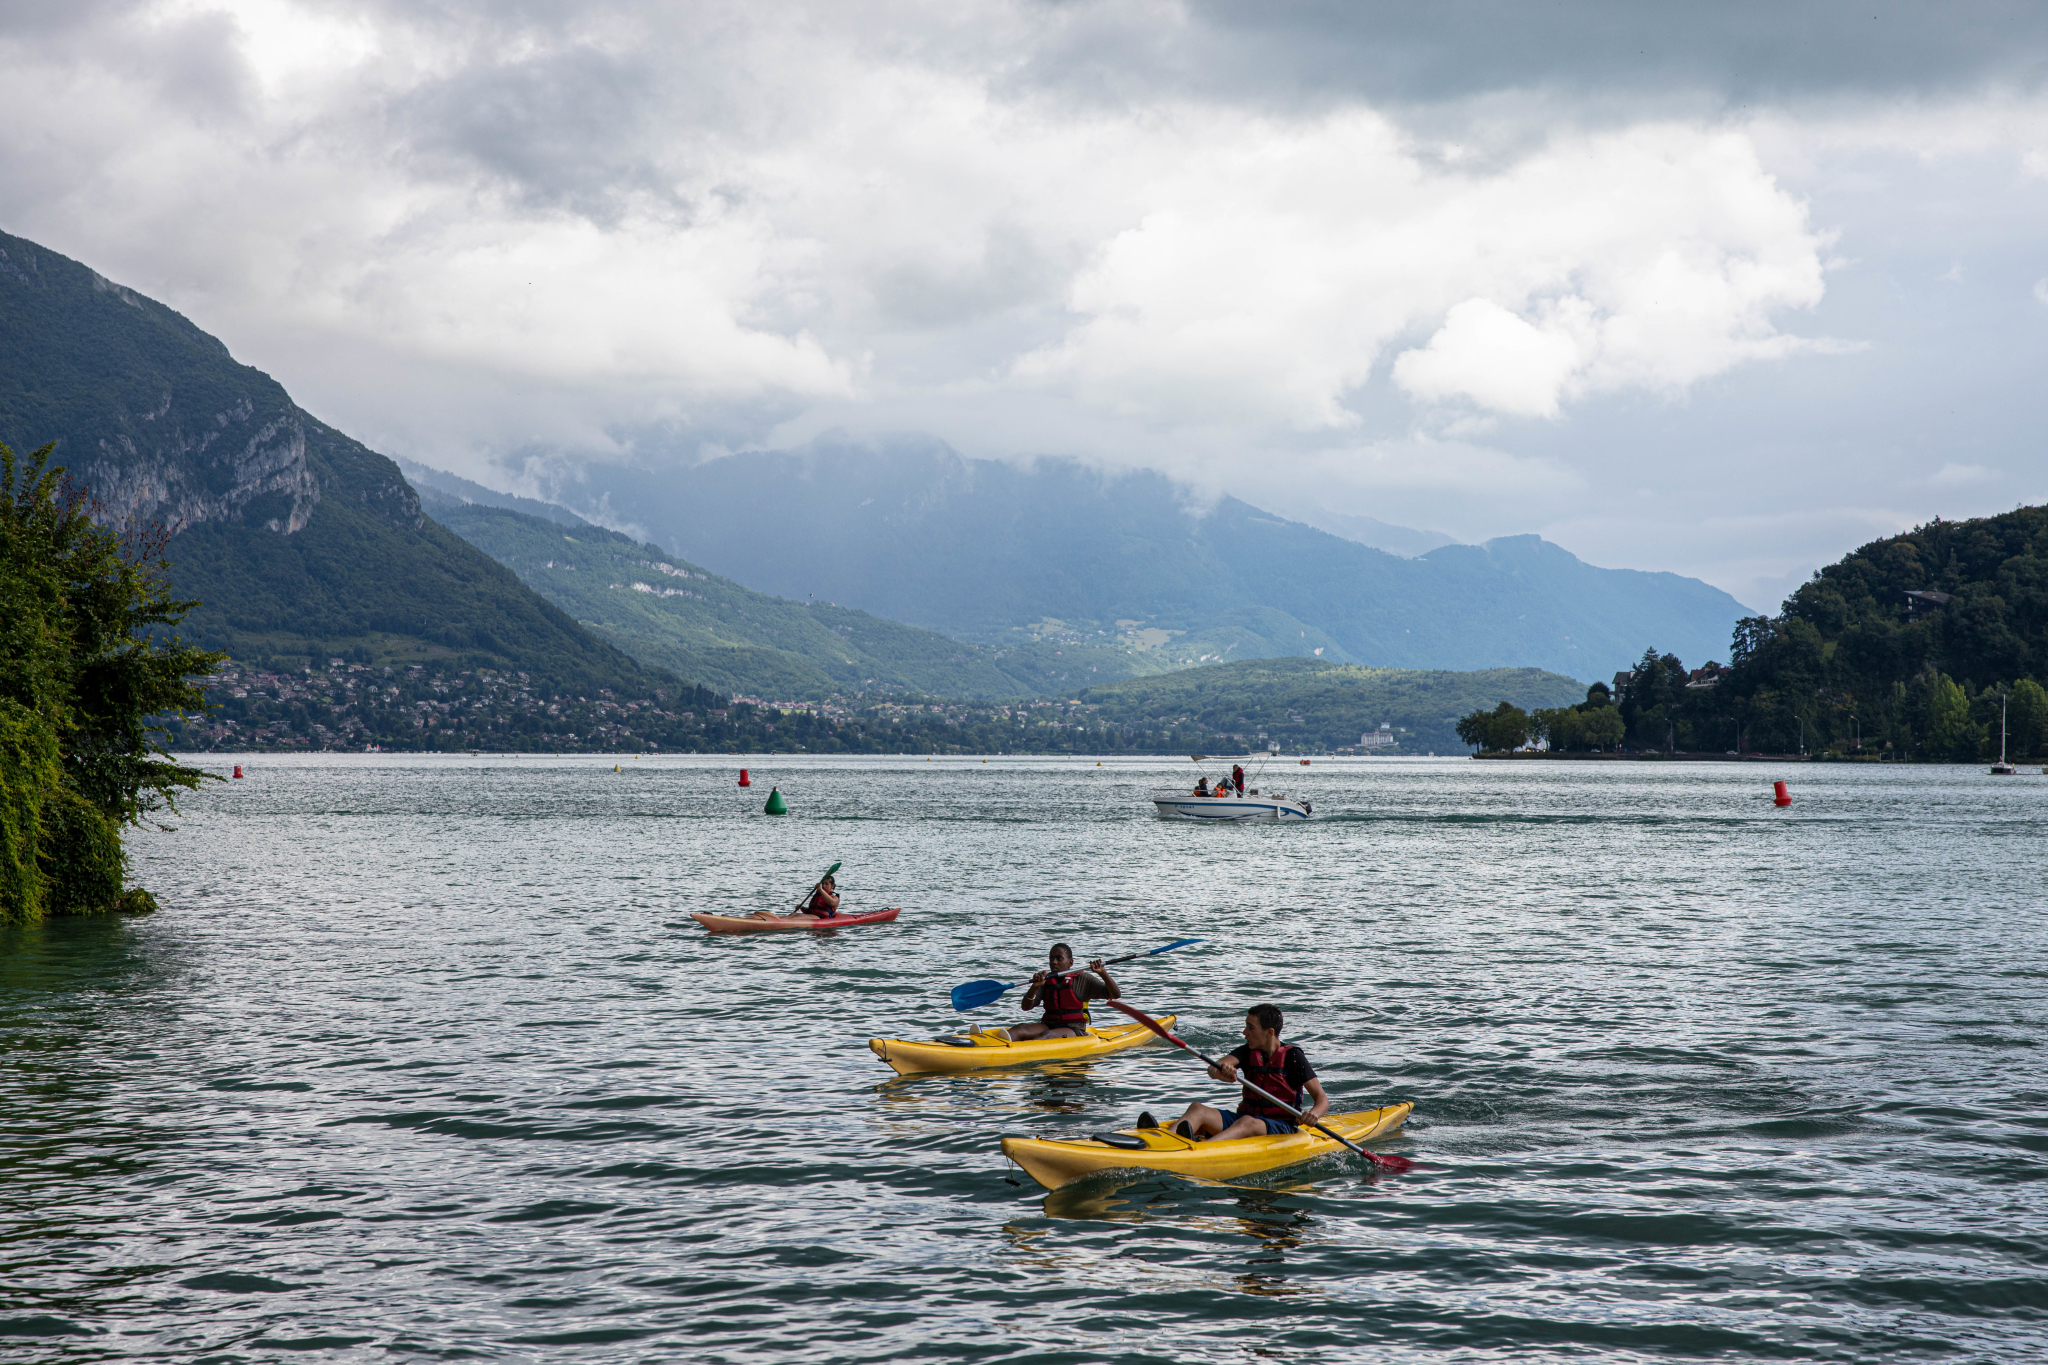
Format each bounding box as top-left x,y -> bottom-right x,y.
1165,1003 -> 1327,1140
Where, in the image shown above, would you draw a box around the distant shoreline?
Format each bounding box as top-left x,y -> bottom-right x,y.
1474,750 -> 1815,762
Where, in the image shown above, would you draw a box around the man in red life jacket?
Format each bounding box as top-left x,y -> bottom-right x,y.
1168,1003 -> 1327,1140
746,874 -> 839,921
1009,943 -> 1120,1040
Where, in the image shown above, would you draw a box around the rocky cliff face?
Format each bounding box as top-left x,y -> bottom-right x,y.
82,401 -> 322,534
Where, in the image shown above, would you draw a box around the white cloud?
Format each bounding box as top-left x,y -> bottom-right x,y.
1014,119 -> 1829,427
2035,278 -> 2048,305
1395,299 -> 1585,418
1930,461 -> 1996,486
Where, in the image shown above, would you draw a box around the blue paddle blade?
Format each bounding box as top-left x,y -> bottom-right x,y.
950,979 -> 1015,1012
1147,937 -> 1203,955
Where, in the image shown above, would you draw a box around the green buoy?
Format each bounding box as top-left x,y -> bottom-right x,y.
764,786 -> 788,815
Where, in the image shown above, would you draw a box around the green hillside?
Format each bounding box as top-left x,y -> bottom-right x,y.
427,499 -> 1169,699
1080,657 -> 1588,753
0,230 -> 679,698
1620,505 -> 2048,759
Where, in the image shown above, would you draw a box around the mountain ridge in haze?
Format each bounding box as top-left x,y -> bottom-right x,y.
422,496 -> 1167,699
499,436 -> 1749,682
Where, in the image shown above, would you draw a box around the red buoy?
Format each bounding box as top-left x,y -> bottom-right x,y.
737,768 -> 751,787
232,765 -> 244,779
1773,780 -> 1790,807
1300,758 -> 1311,765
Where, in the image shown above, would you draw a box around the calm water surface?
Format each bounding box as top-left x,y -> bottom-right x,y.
3,755 -> 2045,1362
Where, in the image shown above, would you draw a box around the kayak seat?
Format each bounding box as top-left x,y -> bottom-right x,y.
1091,1132 -> 1151,1150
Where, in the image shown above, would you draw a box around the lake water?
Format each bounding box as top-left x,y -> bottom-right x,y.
3,755 -> 2045,1362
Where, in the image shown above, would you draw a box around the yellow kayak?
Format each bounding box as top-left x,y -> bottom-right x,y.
869,1017 -> 1176,1076
1000,1103 -> 1413,1190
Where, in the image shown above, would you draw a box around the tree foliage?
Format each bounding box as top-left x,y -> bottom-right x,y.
0,442 -> 222,925
1614,507 -> 2048,760
1455,701 -> 1532,752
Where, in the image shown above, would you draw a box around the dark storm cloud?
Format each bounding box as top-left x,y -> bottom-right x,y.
1017,0 -> 2048,110
395,45 -> 681,221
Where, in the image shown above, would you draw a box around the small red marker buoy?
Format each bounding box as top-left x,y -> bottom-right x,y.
1300,758 -> 1310,765
232,765 -> 243,779
737,768 -> 751,787
1773,780 -> 1790,807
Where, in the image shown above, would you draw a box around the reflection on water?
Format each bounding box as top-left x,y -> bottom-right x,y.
1018,1178 -> 1325,1298
873,1059 -> 1106,1114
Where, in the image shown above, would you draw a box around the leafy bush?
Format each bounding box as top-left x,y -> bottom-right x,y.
0,442 -> 220,925
0,700 -> 62,923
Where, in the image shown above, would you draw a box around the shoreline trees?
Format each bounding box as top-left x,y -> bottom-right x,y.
1,443 -> 219,926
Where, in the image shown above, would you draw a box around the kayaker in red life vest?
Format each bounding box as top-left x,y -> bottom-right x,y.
1167,1003 -> 1327,1141
1009,943 -> 1120,1040
746,875 -> 839,921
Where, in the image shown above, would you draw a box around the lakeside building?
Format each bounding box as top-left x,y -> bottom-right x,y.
1685,661 -> 1725,690
1904,589 -> 1953,616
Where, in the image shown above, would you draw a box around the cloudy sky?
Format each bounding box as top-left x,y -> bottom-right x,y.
6,0 -> 2048,608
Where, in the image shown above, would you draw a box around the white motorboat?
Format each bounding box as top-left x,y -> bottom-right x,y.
1151,789 -> 1311,821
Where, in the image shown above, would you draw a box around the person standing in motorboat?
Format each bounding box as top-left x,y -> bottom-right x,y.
1007,943 -> 1121,1040
1231,764 -> 1245,794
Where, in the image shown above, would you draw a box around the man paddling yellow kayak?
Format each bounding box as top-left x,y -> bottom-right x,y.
1165,1003 -> 1327,1140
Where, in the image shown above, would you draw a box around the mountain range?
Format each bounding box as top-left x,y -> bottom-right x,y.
5,224 -> 1751,729
505,438 -> 1753,683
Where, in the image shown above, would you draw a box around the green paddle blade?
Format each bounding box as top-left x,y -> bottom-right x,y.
951,979 -> 1015,1012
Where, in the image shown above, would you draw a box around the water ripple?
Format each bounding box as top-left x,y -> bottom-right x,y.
2,755 -> 2044,1361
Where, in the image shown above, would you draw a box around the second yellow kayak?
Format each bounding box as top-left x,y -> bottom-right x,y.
869,1017 -> 1176,1075
1001,1103 -> 1413,1190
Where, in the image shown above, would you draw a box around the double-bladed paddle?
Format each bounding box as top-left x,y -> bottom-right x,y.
1108,1000 -> 1414,1174
949,938 -> 1203,1012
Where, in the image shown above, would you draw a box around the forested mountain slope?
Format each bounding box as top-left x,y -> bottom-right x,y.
427,499 -> 1155,699
1616,506 -> 2048,759
1081,657 -> 1586,754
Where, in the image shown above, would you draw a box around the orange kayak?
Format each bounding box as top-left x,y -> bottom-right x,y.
691,907 -> 902,934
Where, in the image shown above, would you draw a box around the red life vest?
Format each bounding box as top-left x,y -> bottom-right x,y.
803,888 -> 839,918
1238,1044 -> 1302,1119
1040,972 -> 1089,1028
